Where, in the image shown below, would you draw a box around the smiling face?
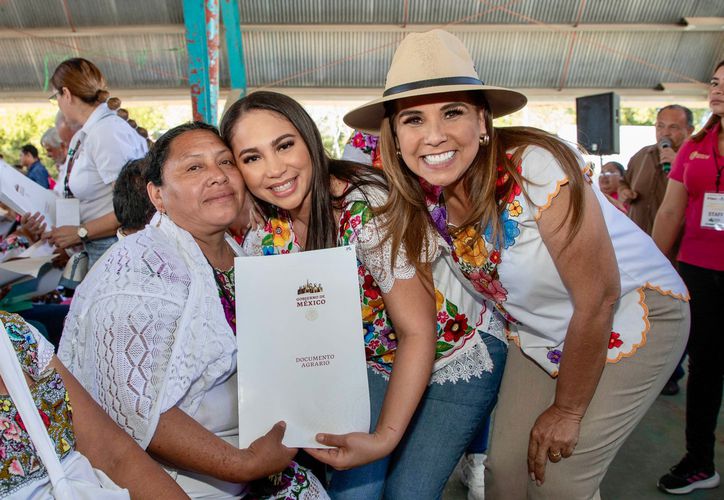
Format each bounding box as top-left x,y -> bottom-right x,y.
598,162 -> 622,195
709,64 -> 724,118
392,92 -> 486,188
147,129 -> 245,237
228,109 -> 314,217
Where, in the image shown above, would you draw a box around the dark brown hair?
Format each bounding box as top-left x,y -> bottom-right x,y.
378,91 -> 586,270
51,58 -> 109,104
220,91 -> 385,251
691,59 -> 724,143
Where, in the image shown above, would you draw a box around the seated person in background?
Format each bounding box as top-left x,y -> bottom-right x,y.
19,144 -> 51,189
59,122 -> 327,499
0,311 -> 188,499
598,161 -> 628,212
113,157 -> 156,238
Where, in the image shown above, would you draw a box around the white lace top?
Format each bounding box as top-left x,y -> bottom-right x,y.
58,213 -> 238,448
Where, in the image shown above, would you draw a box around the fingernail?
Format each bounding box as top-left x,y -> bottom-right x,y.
317,434 -> 325,443
536,480 -> 542,487
530,473 -> 536,482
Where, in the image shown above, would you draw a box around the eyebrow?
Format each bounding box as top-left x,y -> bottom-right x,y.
178,147 -> 230,160
237,133 -> 295,158
396,101 -> 470,119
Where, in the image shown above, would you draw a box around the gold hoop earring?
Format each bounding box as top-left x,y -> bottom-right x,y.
479,134 -> 490,147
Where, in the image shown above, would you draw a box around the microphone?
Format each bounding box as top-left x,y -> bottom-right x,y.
659,138 -> 672,173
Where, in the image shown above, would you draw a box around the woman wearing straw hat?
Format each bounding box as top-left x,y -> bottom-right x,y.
344,29 -> 690,498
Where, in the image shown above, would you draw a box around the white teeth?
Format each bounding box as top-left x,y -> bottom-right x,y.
423,151 -> 454,164
271,179 -> 295,192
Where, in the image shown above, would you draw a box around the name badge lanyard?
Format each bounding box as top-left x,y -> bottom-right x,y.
63,138 -> 82,199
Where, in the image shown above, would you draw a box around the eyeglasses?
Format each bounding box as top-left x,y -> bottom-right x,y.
48,90 -> 60,102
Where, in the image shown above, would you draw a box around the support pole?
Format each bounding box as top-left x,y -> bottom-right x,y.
221,0 -> 248,108
182,0 -> 219,124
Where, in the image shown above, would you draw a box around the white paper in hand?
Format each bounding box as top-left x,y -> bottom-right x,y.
0,164 -> 56,226
235,245 -> 370,448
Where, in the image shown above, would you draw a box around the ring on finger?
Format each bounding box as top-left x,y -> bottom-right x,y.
548,450 -> 562,459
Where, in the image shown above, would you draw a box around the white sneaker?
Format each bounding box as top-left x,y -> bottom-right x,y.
459,453 -> 486,500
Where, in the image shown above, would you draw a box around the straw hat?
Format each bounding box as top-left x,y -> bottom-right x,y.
344,29 -> 527,134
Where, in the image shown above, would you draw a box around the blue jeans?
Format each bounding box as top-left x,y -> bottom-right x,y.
329,333 -> 507,500
84,235 -> 117,269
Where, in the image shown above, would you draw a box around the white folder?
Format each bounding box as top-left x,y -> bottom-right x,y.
235,245 -> 371,448
0,164 -> 56,227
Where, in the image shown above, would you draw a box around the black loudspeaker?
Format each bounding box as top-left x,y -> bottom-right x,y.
576,92 -> 620,155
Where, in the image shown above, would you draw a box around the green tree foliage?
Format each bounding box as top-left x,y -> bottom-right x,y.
124,105 -> 173,139
0,107 -> 56,167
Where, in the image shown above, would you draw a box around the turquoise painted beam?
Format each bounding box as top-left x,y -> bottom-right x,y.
221,0 -> 247,101
182,0 -> 219,124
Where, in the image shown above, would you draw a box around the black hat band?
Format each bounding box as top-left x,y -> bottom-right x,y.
383,76 -> 484,97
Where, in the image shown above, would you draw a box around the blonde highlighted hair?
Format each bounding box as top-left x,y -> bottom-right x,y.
377,93 -> 587,270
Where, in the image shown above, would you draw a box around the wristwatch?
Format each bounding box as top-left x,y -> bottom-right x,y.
77,225 -> 89,242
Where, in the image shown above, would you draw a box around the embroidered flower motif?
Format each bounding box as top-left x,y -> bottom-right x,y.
351,132 -> 366,148
435,289 -> 444,311
8,458 -> 24,477
362,274 -> 380,300
496,155 -> 523,203
3,422 -> 22,442
484,210 -> 520,250
608,331 -> 623,349
0,399 -> 10,412
453,227 -> 488,267
507,200 -> 523,217
547,349 -> 562,364
490,250 -> 501,264
468,270 -> 508,303
0,443 -> 6,461
443,314 -> 469,342
270,218 -> 291,247
437,311 -> 449,324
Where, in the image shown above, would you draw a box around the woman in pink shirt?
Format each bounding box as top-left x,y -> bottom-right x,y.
653,59 -> 724,495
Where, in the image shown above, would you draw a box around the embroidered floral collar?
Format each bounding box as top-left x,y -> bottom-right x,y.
417,164 -> 522,313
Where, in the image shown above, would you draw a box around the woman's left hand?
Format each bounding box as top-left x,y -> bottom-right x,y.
527,404 -> 582,485
304,431 -> 395,470
48,225 -> 81,249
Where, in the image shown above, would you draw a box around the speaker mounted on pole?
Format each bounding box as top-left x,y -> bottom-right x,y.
576,92 -> 620,155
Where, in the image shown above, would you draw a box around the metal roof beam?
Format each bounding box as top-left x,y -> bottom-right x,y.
1,18 -> 722,39
0,86 -> 709,104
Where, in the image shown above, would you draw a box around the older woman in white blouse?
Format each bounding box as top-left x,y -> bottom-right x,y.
59,122 -> 327,499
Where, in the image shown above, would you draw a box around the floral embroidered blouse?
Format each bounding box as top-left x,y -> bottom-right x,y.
243,187 -> 506,382
422,145 -> 689,376
0,311 -> 75,498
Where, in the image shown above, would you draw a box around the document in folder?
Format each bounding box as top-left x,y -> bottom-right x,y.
0,164 -> 56,227
235,245 -> 370,448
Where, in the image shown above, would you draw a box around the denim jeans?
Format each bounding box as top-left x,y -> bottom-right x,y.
329,333 -> 507,500
84,235 -> 118,269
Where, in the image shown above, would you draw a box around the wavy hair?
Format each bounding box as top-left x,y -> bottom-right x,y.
378,92 -> 586,270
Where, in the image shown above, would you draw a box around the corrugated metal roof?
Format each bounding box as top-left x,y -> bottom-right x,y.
0,0 -> 721,98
